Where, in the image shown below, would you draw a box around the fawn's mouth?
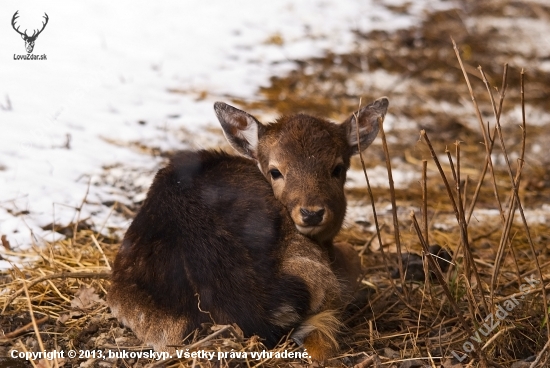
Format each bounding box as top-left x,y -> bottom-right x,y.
295,224 -> 323,236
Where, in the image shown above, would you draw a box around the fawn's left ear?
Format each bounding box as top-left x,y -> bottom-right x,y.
214,102 -> 264,160
342,97 -> 389,155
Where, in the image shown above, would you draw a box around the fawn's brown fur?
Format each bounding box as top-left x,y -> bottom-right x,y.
108,98 -> 388,361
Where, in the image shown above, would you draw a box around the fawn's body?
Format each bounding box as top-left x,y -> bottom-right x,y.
108,98 -> 388,360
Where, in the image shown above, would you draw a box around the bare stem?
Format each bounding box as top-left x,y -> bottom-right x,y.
379,117 -> 406,291
452,38 -> 504,223
354,104 -> 417,312
422,160 -> 429,246
23,281 -> 52,368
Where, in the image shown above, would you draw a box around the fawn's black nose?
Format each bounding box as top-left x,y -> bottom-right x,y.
300,208 -> 325,226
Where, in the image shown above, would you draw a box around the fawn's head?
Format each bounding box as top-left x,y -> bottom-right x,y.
214,98 -> 388,243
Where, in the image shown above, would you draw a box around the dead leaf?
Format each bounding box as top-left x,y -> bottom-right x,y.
1,234 -> 10,250
70,286 -> 105,317
57,313 -> 70,324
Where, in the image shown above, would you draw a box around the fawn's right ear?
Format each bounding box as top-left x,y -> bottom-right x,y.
214,102 -> 263,160
342,97 -> 389,155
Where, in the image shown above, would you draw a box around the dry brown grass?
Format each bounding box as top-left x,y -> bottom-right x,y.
2,1 -> 550,367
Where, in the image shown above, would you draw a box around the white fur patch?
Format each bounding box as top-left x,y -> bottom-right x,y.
296,224 -> 323,235
238,117 -> 258,150
291,310 -> 341,348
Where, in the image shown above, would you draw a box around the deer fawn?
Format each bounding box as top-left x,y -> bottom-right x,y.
108,97 -> 388,361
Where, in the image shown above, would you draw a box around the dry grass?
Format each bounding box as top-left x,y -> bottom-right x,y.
1,61 -> 549,367
2,1 -> 550,367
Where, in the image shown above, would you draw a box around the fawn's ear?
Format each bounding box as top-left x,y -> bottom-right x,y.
214,102 -> 263,159
342,97 -> 388,155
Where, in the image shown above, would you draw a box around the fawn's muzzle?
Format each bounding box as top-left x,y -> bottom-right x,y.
300,208 -> 325,226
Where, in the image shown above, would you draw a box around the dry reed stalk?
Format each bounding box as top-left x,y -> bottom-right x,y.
420,130 -> 488,318
91,234 -> 111,270
72,179 -> 91,245
378,115 -> 406,291
452,38 -> 505,220
409,211 -> 487,367
17,340 -> 39,368
478,66 -> 549,337
421,160 -> 428,246
23,281 -> 52,368
478,64 -> 522,295
530,337 -> 550,368
354,104 -> 423,316
451,141 -> 489,316
358,228 -> 383,257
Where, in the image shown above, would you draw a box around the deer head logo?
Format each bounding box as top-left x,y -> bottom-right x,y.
11,11 -> 49,54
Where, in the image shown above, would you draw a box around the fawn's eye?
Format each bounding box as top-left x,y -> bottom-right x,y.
269,169 -> 283,179
331,164 -> 345,178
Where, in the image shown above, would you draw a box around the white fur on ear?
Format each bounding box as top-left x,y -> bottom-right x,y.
214,102 -> 261,159
345,97 -> 389,154
238,120 -> 258,151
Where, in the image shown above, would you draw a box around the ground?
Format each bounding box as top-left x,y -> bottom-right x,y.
1,0 -> 550,367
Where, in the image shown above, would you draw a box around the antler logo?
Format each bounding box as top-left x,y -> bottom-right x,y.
11,11 -> 49,54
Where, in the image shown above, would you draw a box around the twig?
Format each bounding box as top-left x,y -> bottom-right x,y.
479,66 -> 549,337
478,65 -> 521,295
452,38 -> 504,225
379,117 -> 405,292
421,130 -> 488,315
465,125 -> 496,224
359,226 -> 384,257
23,282 -> 52,368
354,102 -> 418,313
494,282 -> 550,303
17,341 -> 39,368
482,325 -> 516,351
0,315 -> 49,340
73,178 -> 92,245
421,160 -> 428,246
146,325 -> 240,368
530,337 -> 550,368
353,354 -> 380,368
502,261 -> 550,289
454,141 -> 488,315
185,325 -> 243,349
92,234 -> 112,270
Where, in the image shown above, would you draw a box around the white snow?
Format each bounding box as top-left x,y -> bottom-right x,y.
0,0 -> 454,265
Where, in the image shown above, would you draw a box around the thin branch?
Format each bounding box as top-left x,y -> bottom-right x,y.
379,115 -> 406,292
23,282 -> 52,368
0,315 -> 49,340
